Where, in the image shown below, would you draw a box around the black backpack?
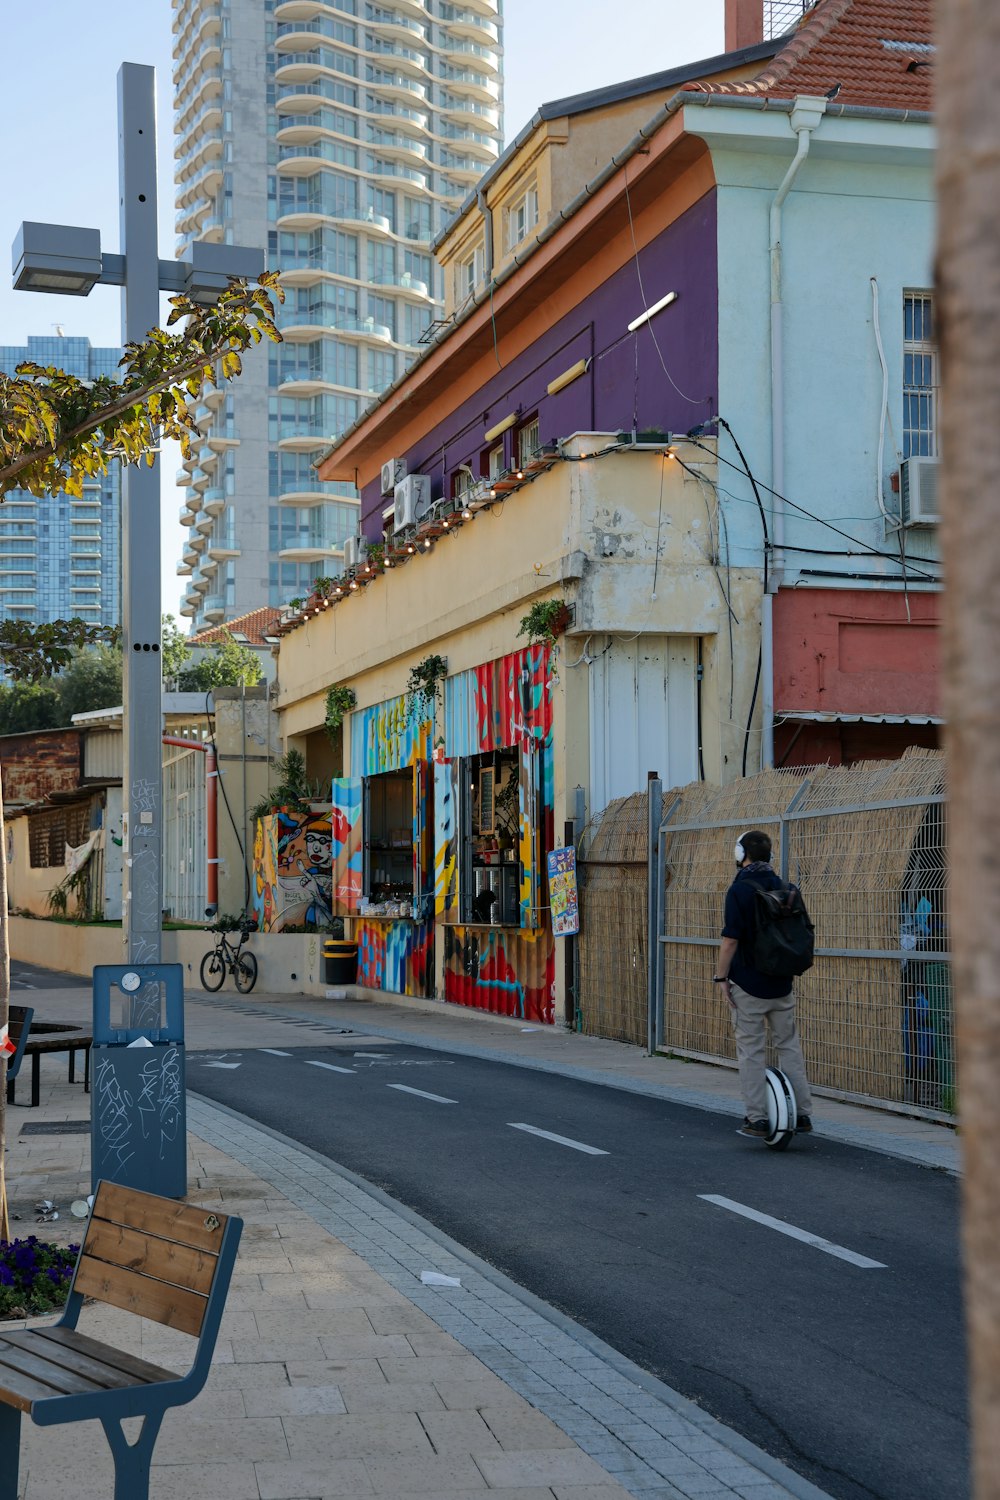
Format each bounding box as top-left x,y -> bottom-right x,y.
747,878 -> 815,979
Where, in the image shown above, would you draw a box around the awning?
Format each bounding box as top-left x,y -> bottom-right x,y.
775,710 -> 943,726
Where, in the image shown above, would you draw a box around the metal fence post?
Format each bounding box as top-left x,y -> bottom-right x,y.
646,773 -> 663,1056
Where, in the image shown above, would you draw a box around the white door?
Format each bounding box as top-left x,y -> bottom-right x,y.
588,635 -> 697,817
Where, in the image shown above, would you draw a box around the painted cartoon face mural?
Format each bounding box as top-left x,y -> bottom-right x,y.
252,809 -> 333,932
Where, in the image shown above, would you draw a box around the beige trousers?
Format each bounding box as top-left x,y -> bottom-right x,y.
729,980 -> 813,1121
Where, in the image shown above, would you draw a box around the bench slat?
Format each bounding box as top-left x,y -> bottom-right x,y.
74,1256 -> 208,1337
0,1360 -> 67,1413
83,1221 -> 218,1296
35,1326 -> 179,1385
94,1181 -> 230,1255
0,1337 -> 117,1402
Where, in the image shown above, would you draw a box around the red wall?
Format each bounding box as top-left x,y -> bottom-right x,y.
774,588 -> 940,718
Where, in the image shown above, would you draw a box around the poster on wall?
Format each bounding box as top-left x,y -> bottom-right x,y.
546,846 -> 579,937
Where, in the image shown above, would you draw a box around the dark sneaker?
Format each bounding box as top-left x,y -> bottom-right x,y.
796,1114 -> 813,1133
737,1118 -> 770,1139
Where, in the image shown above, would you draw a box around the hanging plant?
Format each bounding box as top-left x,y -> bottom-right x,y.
518,598 -> 571,646
313,575 -> 334,599
325,683 -> 357,738
407,653 -> 448,713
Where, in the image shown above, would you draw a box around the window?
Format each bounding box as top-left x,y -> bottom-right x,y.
488,443 -> 505,479
505,185 -> 538,252
518,418 -> 540,467
903,292 -> 938,459
455,243 -> 484,301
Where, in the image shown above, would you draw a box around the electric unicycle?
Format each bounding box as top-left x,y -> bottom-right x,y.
763,1066 -> 798,1149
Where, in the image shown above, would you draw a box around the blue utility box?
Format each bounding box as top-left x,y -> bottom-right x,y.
91,965 -> 186,1199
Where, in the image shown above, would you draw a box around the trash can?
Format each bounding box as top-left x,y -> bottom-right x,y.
324,939 -> 358,985
91,965 -> 187,1199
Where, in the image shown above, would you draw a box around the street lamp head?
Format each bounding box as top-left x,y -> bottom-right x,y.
181,241 -> 267,305
12,222 -> 104,296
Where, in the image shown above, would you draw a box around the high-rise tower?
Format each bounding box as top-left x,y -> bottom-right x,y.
0,336 -> 121,640
171,0 -> 503,627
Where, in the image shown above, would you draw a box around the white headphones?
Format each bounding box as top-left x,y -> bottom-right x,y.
734,834 -> 748,864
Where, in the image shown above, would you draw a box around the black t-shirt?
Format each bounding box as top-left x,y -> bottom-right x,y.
722,865 -> 794,999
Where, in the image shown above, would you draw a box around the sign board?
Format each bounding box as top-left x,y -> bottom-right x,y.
547,845 -> 580,937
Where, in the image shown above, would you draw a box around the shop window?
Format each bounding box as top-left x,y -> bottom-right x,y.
459,748 -> 521,925
365,768 -> 413,903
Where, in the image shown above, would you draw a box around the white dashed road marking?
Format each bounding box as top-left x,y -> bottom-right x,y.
387,1084 -> 458,1104
307,1061 -> 356,1075
698,1195 -> 888,1269
508,1123 -> 609,1156
260,1049 -> 292,1057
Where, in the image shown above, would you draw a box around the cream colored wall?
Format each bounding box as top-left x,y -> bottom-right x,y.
211,686 -> 281,917
6,818 -> 64,918
276,436 -> 762,797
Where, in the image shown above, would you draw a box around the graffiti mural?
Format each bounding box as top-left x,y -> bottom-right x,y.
331,777 -> 363,915
356,917 -> 434,998
351,694 -> 432,775
444,644 -> 553,756
443,924 -> 555,1025
434,759 -> 458,921
252,810 -> 333,932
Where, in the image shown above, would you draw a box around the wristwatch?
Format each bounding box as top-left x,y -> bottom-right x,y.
712,975 -> 729,983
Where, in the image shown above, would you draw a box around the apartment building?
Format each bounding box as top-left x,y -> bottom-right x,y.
0,336 -> 121,643
171,0 -> 504,628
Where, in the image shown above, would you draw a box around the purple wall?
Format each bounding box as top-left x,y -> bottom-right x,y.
362,191 -> 718,535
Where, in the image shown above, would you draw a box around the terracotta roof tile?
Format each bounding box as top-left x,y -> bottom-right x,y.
189,606 -> 284,649
685,0 -> 933,112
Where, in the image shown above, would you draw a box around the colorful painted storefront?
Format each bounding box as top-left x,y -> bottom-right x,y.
252,808 -> 334,932
330,646 -> 557,1021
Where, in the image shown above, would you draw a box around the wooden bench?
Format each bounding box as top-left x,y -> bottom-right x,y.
6,1004 -> 93,1108
0,1180 -> 243,1500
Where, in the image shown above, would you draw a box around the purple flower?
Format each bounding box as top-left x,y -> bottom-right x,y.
0,1267 -> 14,1287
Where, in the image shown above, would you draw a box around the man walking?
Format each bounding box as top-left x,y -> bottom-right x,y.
714,830 -> 814,1138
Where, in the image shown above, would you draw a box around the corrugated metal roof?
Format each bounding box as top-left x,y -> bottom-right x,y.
777,710 -> 943,724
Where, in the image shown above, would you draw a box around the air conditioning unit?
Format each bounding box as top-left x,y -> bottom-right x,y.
381,457 -> 407,496
899,456 -> 940,526
343,534 -> 366,569
394,474 -> 431,532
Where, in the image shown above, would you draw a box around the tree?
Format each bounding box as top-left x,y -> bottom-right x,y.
0,680 -> 63,737
177,631 -> 264,692
937,2 -> 1000,1493
0,270 -> 282,1242
54,644 -> 123,722
161,614 -> 193,689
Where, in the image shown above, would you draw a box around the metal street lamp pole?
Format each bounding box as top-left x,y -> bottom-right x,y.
12,62 -> 264,984
117,64 -> 165,977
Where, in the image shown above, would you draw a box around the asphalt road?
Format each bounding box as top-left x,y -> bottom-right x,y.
188,1040 -> 968,1500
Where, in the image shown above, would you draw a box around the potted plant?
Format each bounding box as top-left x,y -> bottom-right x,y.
407,653 -> 448,713
325,683 -> 357,739
250,749 -> 328,823
518,598 -> 572,646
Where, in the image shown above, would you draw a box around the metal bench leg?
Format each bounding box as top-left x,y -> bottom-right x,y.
68,1047 -> 76,1084
0,1403 -> 22,1500
31,1052 -> 40,1109
101,1411 -> 164,1500
85,1044 -> 91,1095
5,1075 -> 13,1107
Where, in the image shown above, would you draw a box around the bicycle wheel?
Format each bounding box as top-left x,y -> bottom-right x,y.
234,951 -> 258,994
199,949 -> 226,992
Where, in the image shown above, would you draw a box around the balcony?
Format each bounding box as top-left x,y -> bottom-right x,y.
174,98 -> 223,153
278,538 -> 341,560
365,70 -> 429,104
439,67 -> 500,105
365,40 -> 431,78
367,11 -> 427,44
190,575 -> 211,594
439,9 -> 499,43
439,38 -> 500,74
277,306 -> 392,341
179,500 -> 199,526
365,128 -> 428,163
274,50 -> 363,87
177,558 -> 194,576
176,154 -> 224,207
441,95 -> 500,127
172,3 -> 222,75
370,269 -> 430,299
203,596 -> 227,621
275,203 -> 392,236
195,514 -> 215,535
203,488 -> 227,517
438,125 -> 500,161
438,154 -> 484,184
183,544 -> 200,567
208,539 -> 241,561
371,159 -> 428,189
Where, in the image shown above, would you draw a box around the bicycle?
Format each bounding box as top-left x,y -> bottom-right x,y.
199,914 -> 259,994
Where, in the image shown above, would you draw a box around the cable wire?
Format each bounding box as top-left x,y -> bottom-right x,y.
203,690 -> 252,916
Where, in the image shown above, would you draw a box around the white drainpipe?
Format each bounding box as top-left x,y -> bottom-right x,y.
763,95 -> 828,768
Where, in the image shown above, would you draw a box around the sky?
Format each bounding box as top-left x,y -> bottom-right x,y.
0,0 -> 725,619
